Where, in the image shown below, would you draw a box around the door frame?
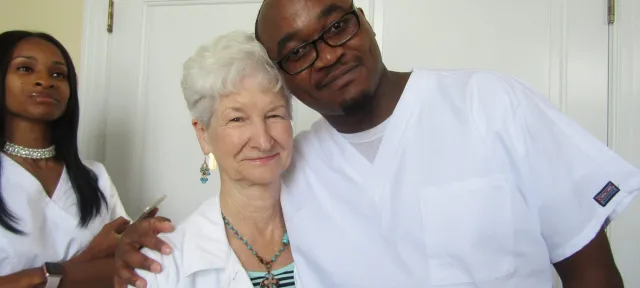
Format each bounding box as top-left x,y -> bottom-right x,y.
77,0 -> 385,163
608,0 -> 640,166
77,0 -> 113,162
607,0 -> 640,274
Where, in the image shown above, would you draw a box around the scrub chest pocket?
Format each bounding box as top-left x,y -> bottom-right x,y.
420,175 -> 516,286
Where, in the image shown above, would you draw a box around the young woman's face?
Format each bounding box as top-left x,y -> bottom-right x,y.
4,37 -> 70,122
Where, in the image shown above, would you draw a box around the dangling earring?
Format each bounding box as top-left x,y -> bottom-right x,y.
207,152 -> 217,170
200,153 -> 216,184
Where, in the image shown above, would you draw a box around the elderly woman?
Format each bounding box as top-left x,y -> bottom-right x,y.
126,31 -> 297,288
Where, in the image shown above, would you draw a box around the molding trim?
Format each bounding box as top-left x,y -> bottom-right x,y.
144,0 -> 262,6
607,0 -> 640,271
78,0 -> 112,162
608,0 -> 639,163
371,0 -> 384,50
548,0 -> 568,112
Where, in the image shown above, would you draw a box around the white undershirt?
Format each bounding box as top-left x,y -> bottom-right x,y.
339,118 -> 389,163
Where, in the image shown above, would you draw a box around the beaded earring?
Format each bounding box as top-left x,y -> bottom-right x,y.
200,153 -> 216,184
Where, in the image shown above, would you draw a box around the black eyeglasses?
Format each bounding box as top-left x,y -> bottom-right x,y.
274,6 -> 361,75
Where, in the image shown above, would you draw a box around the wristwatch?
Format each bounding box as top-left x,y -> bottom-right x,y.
43,262 -> 64,288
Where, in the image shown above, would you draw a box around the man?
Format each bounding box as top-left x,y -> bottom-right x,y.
114,0 -> 639,287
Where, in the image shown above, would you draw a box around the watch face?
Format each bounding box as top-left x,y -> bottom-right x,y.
45,262 -> 64,276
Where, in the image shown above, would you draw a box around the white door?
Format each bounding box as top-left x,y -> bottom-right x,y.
382,0 -> 610,144
85,0 -> 637,286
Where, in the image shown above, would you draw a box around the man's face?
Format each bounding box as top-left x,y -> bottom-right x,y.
257,0 -> 383,116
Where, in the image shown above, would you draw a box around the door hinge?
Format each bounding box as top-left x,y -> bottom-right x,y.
608,0 -> 615,24
107,0 -> 114,33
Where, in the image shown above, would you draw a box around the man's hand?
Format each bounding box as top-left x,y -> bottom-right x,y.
554,228 -> 624,288
113,209 -> 175,288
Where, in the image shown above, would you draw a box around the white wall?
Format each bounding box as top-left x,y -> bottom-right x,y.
0,0 -> 85,68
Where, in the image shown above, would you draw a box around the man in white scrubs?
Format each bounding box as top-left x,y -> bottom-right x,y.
114,0 -> 639,287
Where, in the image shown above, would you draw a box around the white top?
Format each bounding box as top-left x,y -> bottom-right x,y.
0,155 -> 129,276
280,69 -> 640,287
340,117 -> 388,163
133,194 -> 300,288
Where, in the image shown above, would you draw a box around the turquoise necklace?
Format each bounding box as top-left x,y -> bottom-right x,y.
222,213 -> 290,288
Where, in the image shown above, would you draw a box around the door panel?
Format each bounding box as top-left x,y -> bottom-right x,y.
382,0 -> 609,144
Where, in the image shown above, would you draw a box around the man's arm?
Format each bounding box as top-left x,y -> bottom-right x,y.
553,228 -> 624,288
0,258 -> 116,288
114,214 -> 175,288
471,73 -> 638,287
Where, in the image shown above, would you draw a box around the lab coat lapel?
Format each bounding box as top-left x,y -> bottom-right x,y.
180,194 -> 253,288
221,252 -> 253,288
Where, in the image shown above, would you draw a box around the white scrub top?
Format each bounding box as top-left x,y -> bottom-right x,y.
280,69 -> 640,287
133,194 -> 300,288
0,155 -> 129,276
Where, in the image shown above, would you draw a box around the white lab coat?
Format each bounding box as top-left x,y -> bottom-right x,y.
280,69 -> 640,287
0,155 -> 129,276
135,194 -> 301,288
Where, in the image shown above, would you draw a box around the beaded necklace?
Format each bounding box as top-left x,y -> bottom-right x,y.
222,213 -> 290,288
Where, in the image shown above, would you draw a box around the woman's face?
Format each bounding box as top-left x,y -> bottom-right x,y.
4,37 -> 70,122
194,78 -> 293,186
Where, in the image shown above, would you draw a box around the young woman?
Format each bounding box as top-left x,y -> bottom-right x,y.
0,30 -> 130,288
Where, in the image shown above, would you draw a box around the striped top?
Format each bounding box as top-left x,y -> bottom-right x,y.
246,262 -> 295,288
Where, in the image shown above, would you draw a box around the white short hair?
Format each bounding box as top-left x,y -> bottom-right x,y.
180,30 -> 290,127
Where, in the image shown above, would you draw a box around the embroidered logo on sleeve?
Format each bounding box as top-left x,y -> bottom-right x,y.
593,181 -> 620,207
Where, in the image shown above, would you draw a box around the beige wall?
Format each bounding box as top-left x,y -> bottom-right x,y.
0,0 -> 85,67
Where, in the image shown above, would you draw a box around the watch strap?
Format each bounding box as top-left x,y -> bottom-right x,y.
42,263 -> 63,288
44,275 -> 62,288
